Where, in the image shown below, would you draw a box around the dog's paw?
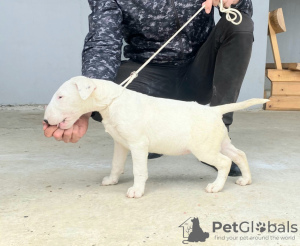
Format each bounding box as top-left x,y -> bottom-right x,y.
235,177 -> 252,186
126,186 -> 144,198
205,182 -> 223,193
102,176 -> 118,186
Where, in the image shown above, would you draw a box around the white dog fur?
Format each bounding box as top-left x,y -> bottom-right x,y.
44,76 -> 268,198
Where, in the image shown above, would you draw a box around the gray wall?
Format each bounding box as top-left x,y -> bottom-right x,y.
265,0 -> 300,90
0,0 -> 90,104
0,0 -> 269,105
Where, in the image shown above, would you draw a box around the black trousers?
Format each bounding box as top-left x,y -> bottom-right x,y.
93,13 -> 254,129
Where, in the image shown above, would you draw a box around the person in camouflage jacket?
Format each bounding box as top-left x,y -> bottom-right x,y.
44,0 -> 254,176
81,0 -> 253,175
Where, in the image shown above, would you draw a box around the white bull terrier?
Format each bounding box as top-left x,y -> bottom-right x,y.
44,76 -> 268,198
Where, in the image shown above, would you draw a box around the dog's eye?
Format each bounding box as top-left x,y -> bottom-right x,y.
58,96 -> 63,99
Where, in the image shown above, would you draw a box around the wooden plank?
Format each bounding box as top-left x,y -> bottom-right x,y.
269,8 -> 286,34
268,14 -> 282,70
266,63 -> 288,69
272,82 -> 300,96
266,96 -> 300,110
266,63 -> 300,71
266,69 -> 300,82
289,63 -> 300,71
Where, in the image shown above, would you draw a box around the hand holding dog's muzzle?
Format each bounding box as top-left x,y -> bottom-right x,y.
43,113 -> 91,143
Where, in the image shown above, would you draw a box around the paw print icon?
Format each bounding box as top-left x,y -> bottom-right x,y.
256,222 -> 266,233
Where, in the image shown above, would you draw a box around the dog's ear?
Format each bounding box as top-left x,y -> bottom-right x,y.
74,77 -> 96,100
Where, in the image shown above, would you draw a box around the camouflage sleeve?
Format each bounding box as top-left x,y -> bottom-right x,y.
232,0 -> 253,17
82,0 -> 123,80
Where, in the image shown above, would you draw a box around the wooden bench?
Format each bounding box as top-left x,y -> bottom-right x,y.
265,8 -> 300,110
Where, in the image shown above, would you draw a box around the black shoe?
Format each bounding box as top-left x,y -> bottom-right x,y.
201,161 -> 242,177
228,162 -> 242,177
148,153 -> 163,159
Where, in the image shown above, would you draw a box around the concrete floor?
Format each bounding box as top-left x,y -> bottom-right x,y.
0,107 -> 300,246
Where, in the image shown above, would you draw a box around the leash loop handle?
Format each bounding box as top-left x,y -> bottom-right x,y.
219,0 -> 242,25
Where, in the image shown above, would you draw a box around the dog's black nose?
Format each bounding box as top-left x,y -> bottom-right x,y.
44,119 -> 49,124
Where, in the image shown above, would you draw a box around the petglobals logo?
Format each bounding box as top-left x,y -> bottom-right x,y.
178,218 -> 298,244
179,217 -> 209,244
213,221 -> 298,243
212,221 -> 298,234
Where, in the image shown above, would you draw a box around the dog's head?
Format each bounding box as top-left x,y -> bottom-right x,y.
44,76 -> 96,129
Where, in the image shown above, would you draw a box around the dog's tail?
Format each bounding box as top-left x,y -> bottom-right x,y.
214,98 -> 269,115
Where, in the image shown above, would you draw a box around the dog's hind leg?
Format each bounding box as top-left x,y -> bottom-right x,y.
102,141 -> 129,186
201,153 -> 232,193
127,142 -> 149,198
221,137 -> 252,186
190,127 -> 231,193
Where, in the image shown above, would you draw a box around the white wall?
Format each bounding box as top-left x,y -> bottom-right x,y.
0,0 -> 269,105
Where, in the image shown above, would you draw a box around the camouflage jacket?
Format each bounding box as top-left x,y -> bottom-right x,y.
82,0 -> 253,80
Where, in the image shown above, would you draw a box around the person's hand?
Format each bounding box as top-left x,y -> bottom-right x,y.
202,0 -> 240,14
43,112 -> 92,143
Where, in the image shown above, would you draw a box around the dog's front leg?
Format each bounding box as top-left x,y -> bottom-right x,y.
127,143 -> 148,198
102,141 -> 129,186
